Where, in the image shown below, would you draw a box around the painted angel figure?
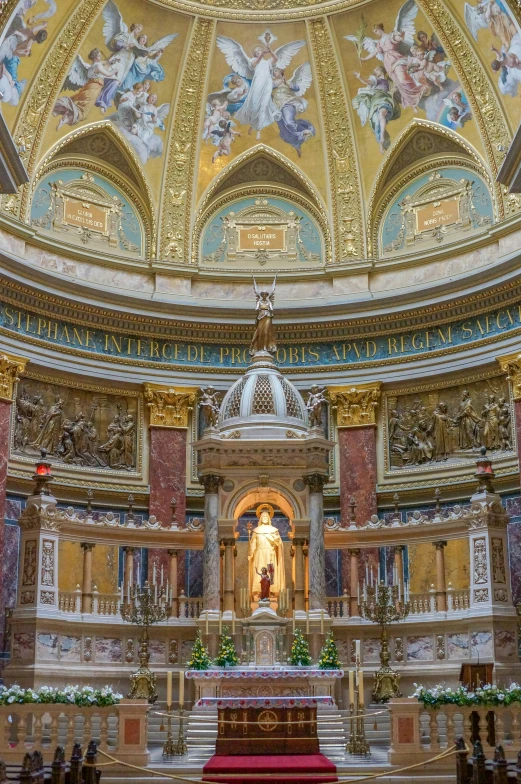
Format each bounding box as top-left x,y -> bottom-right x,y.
346,0 -> 429,111
215,30 -> 306,139
95,0 -> 177,112
53,49 -> 120,128
250,276 -> 277,356
271,62 -> 315,156
464,0 -> 517,50
110,91 -> 170,163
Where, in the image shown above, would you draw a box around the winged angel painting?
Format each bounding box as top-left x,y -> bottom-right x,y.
204,30 -> 315,162
464,0 -> 521,97
53,0 -> 176,163
346,0 -> 471,153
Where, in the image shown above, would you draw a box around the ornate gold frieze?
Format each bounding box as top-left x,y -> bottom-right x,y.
307,17 -> 363,262
0,352 -> 27,403
4,0 -> 106,220
155,0 -> 375,21
328,383 -> 381,428
415,0 -> 512,218
384,372 -> 514,473
497,353 -> 521,401
159,18 -> 214,262
143,384 -> 197,429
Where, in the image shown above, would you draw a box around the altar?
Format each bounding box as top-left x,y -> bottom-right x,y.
187,668 -> 343,702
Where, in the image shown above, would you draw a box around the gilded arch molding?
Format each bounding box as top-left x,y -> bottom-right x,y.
367,120 -> 494,257
28,122 -> 156,259
223,480 -> 305,521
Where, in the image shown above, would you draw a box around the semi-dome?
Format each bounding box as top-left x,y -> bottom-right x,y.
219,358 -> 308,439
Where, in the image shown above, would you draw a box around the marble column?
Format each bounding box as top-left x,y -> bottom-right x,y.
496,355 -> 521,466
167,549 -> 179,616
305,473 -> 327,611
348,549 -> 360,617
200,474 -> 222,612
328,383 -> 381,591
81,543 -> 95,613
143,385 -> 197,526
0,353 -> 27,649
223,539 -> 235,613
293,538 -> 306,612
394,546 -> 405,600
434,541 -> 447,612
123,546 -> 135,598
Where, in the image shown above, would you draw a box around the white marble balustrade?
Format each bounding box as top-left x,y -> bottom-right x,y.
58,589 -> 202,620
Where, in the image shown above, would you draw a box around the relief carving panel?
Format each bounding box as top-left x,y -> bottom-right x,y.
386,375 -> 513,471
13,377 -> 140,472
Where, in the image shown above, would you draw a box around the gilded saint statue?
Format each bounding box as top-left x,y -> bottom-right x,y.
248,504 -> 286,601
249,277 -> 277,356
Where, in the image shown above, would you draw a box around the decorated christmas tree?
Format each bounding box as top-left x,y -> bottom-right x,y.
187,631 -> 212,670
317,631 -> 341,669
289,628 -> 311,666
214,626 -> 239,667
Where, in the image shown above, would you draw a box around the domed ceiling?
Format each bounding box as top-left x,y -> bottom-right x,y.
0,0 -> 520,270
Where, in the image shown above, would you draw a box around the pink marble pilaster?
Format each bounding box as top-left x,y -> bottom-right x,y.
149,427 -> 187,525
0,400 -> 11,650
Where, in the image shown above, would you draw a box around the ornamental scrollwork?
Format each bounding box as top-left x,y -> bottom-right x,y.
0,353 -> 27,402
308,18 -> 363,261
497,353 -> 521,401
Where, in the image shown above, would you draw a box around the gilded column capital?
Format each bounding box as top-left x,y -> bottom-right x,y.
328,383 -> 381,428
304,473 -> 328,494
143,383 -> 197,428
0,353 -> 27,403
199,473 -> 224,494
497,353 -> 521,400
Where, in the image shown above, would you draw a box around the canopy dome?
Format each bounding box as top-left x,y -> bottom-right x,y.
219,358 -> 308,439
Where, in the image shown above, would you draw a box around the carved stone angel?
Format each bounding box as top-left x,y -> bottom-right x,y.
199,386 -> 220,429
306,385 -> 327,428
250,276 -> 276,356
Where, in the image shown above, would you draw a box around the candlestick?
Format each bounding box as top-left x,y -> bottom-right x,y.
358,669 -> 364,707
166,670 -> 172,708
179,669 -> 184,708
348,669 -> 354,705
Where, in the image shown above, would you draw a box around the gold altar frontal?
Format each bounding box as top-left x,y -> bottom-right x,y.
216,705 -> 319,755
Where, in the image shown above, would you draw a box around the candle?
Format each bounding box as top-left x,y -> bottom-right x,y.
348,669 -> 355,706
355,639 -> 361,663
358,669 -> 365,708
293,611 -> 296,635
137,564 -> 140,586
153,563 -> 156,586
306,611 -> 309,635
161,565 -> 164,587
166,670 -> 172,708
365,564 -> 369,584
219,611 -> 222,635
320,609 -> 324,635
206,613 -> 209,635
179,670 -> 184,708
357,584 -> 360,604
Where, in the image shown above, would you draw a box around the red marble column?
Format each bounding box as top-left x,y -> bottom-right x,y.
515,399 -> 521,462
0,354 -> 27,653
329,384 -> 381,595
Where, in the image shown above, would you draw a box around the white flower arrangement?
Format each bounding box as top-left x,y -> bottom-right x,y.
0,684 -> 123,707
411,682 -> 521,708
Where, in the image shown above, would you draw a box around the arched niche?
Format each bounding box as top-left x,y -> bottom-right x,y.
368,120 -> 495,257
29,123 -> 155,259
222,479 -> 306,523
193,145 -> 331,267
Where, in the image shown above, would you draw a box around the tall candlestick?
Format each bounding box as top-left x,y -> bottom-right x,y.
348,669 -> 354,705
153,563 -> 156,586
179,670 -> 184,708
166,670 -> 172,708
358,669 -> 365,707
161,565 -> 164,587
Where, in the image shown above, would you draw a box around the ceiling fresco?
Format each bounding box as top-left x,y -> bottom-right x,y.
0,0 -> 519,264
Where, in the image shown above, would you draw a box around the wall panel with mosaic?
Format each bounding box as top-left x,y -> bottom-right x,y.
11,375 -> 141,474
379,167 -> 493,257
384,374 -> 515,473
30,168 -> 144,257
199,195 -> 323,270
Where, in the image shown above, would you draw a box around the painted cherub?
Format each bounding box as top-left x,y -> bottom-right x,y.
211,117 -> 240,163
203,97 -> 228,142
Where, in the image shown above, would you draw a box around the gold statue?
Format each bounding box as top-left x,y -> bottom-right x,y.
250,277 -> 277,356
248,504 -> 286,601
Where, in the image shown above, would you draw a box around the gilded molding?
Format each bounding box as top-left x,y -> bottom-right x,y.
307,17 -> 363,262
328,383 -> 381,428
159,18 -> 214,262
154,0 -> 375,21
0,352 -> 27,403
415,0 -> 512,219
143,383 -> 197,429
4,0 -> 106,220
497,353 -> 521,401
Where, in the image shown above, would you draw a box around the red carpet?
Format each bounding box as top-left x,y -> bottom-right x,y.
202,754 -> 338,783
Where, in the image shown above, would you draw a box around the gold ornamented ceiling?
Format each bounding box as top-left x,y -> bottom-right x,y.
0,0 -> 520,266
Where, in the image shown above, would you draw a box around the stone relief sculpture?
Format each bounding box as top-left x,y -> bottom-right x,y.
306,385 -> 328,428
13,379 -> 138,471
387,378 -> 513,469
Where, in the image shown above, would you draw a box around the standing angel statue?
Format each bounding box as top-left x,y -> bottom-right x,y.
306,385 -> 328,428
198,386 -> 220,428
250,276 -> 277,357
